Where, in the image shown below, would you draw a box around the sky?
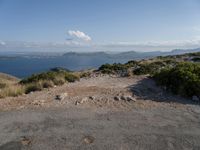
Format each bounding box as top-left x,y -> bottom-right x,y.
0,0 -> 200,52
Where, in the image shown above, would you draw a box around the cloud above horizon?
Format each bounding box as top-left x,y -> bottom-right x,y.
68,30 -> 91,41
0,41 -> 6,46
1,37 -> 200,52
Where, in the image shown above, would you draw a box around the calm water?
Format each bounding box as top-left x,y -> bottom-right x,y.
0,55 -> 129,78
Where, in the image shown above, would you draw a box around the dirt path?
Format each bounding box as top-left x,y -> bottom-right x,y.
0,75 -> 200,149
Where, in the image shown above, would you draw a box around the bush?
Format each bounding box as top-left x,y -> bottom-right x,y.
20,69 -> 80,94
133,61 -> 166,75
20,69 -> 79,85
65,73 -> 80,82
52,77 -> 66,85
41,80 -> 54,88
80,72 -> 91,78
154,62 -> 200,98
98,63 -> 129,75
25,83 -> 43,94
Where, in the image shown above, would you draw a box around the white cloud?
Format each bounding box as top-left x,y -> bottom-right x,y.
0,40 -> 6,46
193,27 -> 200,32
104,38 -> 200,47
68,30 -> 91,41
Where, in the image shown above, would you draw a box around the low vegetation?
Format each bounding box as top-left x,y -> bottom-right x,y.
154,62 -> 200,98
98,59 -> 177,76
0,52 -> 199,99
0,73 -> 24,98
20,68 -> 80,93
0,68 -> 80,97
98,52 -> 200,99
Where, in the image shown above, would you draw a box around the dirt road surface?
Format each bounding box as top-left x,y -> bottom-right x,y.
0,76 -> 200,150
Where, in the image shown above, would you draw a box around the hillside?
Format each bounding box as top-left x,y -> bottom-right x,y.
0,73 -> 19,82
0,52 -> 200,149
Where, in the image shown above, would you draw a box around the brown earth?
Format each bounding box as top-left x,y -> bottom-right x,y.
0,75 -> 200,150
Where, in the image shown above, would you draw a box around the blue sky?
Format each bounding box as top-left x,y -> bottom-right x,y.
0,0 -> 200,52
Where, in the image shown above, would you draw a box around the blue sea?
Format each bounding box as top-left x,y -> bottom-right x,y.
0,55 -> 129,78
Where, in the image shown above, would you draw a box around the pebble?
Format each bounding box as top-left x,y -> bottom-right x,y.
55,92 -> 68,101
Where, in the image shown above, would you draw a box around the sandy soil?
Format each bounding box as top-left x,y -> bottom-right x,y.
0,75 -> 200,149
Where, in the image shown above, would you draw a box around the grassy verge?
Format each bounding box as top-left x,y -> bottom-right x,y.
20,69 -> 80,93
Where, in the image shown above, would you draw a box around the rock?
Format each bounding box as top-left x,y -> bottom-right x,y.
126,96 -> 136,102
120,95 -> 127,101
119,95 -> 136,102
75,101 -> 80,105
192,96 -> 199,102
114,96 -> 120,101
89,96 -> 95,100
21,136 -> 31,146
83,136 -> 95,144
80,97 -> 88,104
55,92 -> 68,101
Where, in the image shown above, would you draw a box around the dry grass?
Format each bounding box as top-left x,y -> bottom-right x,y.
0,84 -> 24,98
0,73 -> 23,98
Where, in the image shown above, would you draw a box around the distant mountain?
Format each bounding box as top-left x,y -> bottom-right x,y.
62,48 -> 200,60
63,52 -> 109,57
170,48 -> 200,55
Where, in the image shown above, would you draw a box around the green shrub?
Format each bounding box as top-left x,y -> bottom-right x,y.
80,72 -> 91,78
154,62 -> 200,98
98,63 -> 128,74
192,57 -> 200,62
25,83 -> 43,94
19,69 -> 80,94
41,80 -> 54,88
65,73 -> 80,82
133,61 -> 166,75
20,69 -> 79,84
52,77 -> 66,85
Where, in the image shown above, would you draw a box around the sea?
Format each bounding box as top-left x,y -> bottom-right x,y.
0,54 -> 129,78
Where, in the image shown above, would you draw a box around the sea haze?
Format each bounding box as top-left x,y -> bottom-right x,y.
0,48 -> 199,78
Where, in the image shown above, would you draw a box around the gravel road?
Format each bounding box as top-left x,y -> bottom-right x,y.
0,76 -> 200,149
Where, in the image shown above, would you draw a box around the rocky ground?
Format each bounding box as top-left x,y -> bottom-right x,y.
0,75 -> 200,150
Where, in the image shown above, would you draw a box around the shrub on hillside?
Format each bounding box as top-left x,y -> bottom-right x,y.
24,83 -> 43,94
98,63 -> 129,75
133,61 -> 167,75
65,73 -> 80,82
20,70 -> 79,85
20,69 -> 80,93
154,62 -> 200,98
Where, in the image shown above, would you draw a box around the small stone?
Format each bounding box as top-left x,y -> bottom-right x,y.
126,96 -> 137,102
83,136 -> 95,144
120,95 -> 126,101
21,136 -> 31,146
80,97 -> 88,103
114,96 -> 120,101
75,101 -> 80,105
55,92 -> 68,101
192,96 -> 199,102
89,96 -> 95,100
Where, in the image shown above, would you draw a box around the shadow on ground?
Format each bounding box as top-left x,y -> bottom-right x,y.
128,77 -> 199,105
0,141 -> 22,150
